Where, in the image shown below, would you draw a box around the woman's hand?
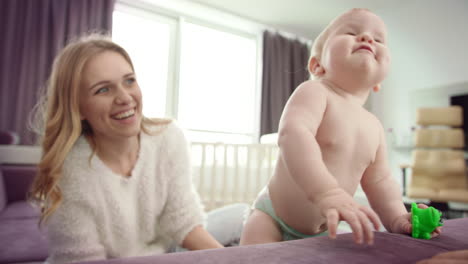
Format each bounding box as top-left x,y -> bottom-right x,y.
416,250 -> 468,264
181,225 -> 223,250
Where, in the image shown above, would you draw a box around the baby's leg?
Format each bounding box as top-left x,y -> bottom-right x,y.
240,209 -> 282,245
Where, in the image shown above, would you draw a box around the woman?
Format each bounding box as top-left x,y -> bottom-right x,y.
416,250 -> 468,264
30,34 -> 246,264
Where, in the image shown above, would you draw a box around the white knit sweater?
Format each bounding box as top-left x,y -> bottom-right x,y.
46,122 -> 205,264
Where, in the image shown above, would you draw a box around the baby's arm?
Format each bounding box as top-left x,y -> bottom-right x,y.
361,128 -> 442,238
361,123 -> 409,233
278,83 -> 335,198
278,81 -> 380,244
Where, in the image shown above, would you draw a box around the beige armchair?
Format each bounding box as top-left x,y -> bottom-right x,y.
407,106 -> 468,203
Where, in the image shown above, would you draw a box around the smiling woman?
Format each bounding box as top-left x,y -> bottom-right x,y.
79,50 -> 143,175
28,34 -> 248,264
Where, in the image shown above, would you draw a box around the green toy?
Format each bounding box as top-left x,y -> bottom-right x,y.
411,203 -> 443,239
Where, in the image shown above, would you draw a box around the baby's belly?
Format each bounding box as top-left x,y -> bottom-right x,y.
268,172 -> 328,235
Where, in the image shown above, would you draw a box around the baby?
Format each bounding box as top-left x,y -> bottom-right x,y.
240,8 -> 441,245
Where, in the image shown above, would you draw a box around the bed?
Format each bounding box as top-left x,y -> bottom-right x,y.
79,217 -> 468,264
3,140 -> 466,264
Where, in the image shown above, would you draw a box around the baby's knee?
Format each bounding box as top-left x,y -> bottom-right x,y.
240,210 -> 282,245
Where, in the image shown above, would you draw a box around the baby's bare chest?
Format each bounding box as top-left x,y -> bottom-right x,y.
316,105 -> 380,163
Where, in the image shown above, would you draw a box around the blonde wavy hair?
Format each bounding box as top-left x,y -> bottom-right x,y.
29,34 -> 170,224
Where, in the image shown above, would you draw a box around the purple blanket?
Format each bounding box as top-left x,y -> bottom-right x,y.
81,217 -> 468,264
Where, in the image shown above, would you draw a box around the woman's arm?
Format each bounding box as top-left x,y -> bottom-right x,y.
46,200 -> 105,264
416,250 -> 468,264
158,123 -> 217,248
182,225 -> 223,250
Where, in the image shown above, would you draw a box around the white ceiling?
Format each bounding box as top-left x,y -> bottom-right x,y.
189,0 -> 404,39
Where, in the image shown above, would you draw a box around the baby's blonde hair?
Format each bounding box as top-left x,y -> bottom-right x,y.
308,8 -> 372,79
29,34 -> 170,224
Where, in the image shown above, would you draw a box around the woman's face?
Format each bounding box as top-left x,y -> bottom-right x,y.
79,51 -> 142,141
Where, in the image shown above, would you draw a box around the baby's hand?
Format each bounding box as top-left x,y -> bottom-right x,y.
316,188 -> 381,245
390,204 -> 442,238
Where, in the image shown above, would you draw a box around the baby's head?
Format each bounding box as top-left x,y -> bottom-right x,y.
308,8 -> 390,91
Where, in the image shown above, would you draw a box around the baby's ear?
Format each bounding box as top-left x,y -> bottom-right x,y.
308,57 -> 325,77
373,84 -> 381,92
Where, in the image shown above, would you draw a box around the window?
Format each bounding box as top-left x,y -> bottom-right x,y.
112,8 -> 176,118
112,2 -> 260,143
178,22 -> 258,143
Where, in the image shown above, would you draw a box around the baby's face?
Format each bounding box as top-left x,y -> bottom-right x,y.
320,10 -> 390,87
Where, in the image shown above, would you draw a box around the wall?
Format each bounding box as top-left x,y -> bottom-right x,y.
371,0 -> 468,185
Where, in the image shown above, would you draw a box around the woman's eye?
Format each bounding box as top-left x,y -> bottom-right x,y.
125,77 -> 136,85
95,87 -> 109,94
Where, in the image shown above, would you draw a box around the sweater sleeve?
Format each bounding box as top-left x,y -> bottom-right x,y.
46,198 -> 106,264
45,166 -> 106,264
158,123 -> 205,245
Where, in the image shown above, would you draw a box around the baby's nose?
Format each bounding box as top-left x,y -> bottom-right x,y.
359,33 -> 373,43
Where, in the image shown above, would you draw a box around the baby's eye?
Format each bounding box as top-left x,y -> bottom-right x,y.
95,87 -> 109,95
375,38 -> 383,43
346,32 -> 356,36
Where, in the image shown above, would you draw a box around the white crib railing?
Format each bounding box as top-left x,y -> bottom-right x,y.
190,142 -> 279,211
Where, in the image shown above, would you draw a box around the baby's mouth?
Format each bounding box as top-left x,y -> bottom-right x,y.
355,45 -> 373,54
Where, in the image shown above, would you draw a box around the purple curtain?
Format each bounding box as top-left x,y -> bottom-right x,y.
260,31 -> 310,136
0,0 -> 115,145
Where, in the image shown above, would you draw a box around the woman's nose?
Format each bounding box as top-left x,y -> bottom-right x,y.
115,87 -> 133,105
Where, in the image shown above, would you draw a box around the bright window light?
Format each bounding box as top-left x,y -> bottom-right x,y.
112,6 -> 260,144
178,22 -> 257,143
